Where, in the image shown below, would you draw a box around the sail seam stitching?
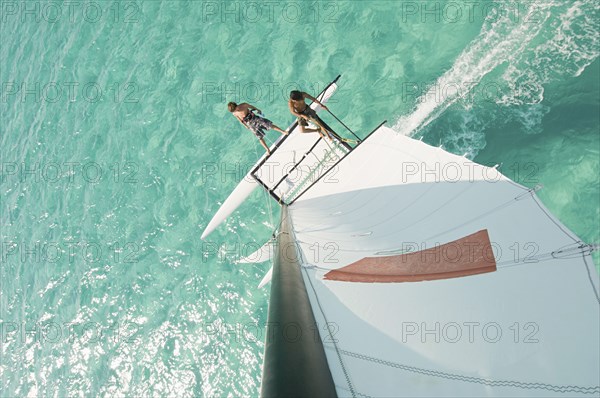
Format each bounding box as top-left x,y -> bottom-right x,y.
337,348 -> 600,394
334,383 -> 371,398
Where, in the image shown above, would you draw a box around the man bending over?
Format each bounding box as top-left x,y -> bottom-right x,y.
228,102 -> 287,155
288,90 -> 333,140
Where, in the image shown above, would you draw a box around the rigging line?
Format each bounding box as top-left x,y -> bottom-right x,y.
340,137 -> 359,144
253,139 -> 276,231
483,243 -> 594,268
266,188 -> 275,229
337,348 -> 600,394
299,244 -> 599,277
581,252 -> 600,304
272,205 -> 287,238
294,239 -> 380,253
264,140 -> 277,228
530,193 -> 580,244
303,263 -> 344,273
421,187 -> 535,243
295,182 -> 479,248
505,176 -> 533,192
326,109 -> 362,143
330,380 -> 371,398
297,243 -> 597,271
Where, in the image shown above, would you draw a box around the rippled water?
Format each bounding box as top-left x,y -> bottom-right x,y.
1,1 -> 598,396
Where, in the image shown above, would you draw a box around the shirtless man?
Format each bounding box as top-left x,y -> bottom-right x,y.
288,90 -> 333,139
228,102 -> 287,155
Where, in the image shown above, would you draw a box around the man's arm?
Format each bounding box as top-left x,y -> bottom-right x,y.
302,92 -> 328,110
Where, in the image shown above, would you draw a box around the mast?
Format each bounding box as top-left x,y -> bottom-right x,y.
260,205 -> 337,398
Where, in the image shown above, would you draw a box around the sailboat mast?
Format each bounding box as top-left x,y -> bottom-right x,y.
260,206 -> 337,398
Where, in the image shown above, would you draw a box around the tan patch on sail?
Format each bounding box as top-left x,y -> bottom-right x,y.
324,229 -> 496,283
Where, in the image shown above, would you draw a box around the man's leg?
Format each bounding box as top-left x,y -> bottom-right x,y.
271,124 -> 288,135
259,137 -> 271,155
298,118 -> 319,134
300,126 -> 320,134
309,117 -> 333,139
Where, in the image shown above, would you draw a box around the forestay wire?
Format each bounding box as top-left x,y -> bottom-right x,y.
253,136 -> 276,231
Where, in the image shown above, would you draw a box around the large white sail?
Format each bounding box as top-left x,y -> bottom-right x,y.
287,125 -> 600,397
201,76 -> 599,396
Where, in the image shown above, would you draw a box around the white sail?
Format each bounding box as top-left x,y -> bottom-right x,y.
285,125 -> 599,397
202,76 -> 599,396
257,267 -> 273,289
238,238 -> 275,264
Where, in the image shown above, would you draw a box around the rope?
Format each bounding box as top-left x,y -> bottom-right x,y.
253,138 -> 276,230
332,346 -> 599,395
327,109 -> 362,143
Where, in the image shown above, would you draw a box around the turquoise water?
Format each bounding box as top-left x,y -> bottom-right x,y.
1,1 -> 598,396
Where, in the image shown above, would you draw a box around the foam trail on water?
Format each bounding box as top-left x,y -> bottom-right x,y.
499,0 -> 599,105
393,2 -> 557,136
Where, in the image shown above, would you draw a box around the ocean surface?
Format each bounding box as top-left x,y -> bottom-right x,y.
1,0 -> 598,396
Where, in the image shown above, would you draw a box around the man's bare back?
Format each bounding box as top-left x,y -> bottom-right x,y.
227,102 -> 287,155
231,103 -> 253,121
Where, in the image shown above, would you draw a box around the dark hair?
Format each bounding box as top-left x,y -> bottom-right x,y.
227,102 -> 237,112
290,90 -> 303,101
